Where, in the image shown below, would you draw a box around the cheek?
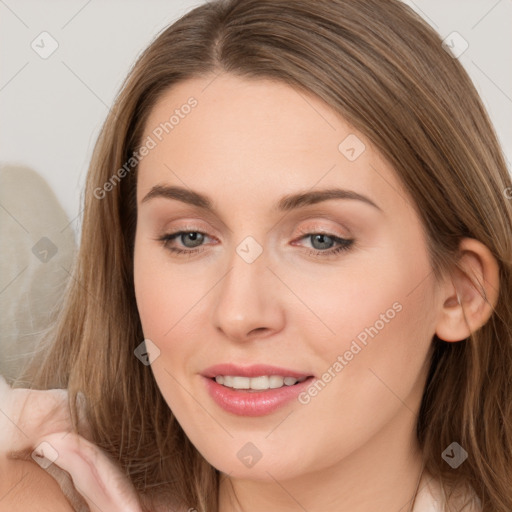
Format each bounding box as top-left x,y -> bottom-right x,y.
278,245 -> 437,467
134,242 -> 203,341
133,250 -> 200,413
294,252 -> 432,351
133,244 -> 217,409
134,269 -> 173,342
296,227 -> 437,393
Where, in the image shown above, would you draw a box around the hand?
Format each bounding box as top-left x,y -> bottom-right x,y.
33,431 -> 144,512
0,375 -> 88,456
0,375 -> 144,512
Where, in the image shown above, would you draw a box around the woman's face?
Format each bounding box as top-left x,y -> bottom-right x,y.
133,73 -> 443,481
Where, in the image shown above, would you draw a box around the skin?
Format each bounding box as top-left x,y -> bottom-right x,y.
133,73 -> 499,512
0,458 -> 75,512
0,378 -> 141,512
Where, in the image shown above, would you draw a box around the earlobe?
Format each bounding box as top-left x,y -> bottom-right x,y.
435,238 -> 500,343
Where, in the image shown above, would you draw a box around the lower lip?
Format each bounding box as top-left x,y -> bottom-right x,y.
202,376 -> 314,417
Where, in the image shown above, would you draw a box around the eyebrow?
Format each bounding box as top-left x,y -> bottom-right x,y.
141,184 -> 382,213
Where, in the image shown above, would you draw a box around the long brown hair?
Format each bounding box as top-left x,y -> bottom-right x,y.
17,0 -> 512,510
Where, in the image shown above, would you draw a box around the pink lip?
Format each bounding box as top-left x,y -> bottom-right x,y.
202,363 -> 311,379
201,364 -> 314,417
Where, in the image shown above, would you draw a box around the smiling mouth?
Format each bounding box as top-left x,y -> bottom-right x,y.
212,375 -> 310,391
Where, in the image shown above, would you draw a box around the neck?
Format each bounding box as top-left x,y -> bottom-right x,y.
218,405 -> 425,512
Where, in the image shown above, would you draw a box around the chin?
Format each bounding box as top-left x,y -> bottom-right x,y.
201,446 -> 310,482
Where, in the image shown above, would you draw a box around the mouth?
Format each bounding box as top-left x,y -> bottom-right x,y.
211,374 -> 309,391
201,364 -> 315,416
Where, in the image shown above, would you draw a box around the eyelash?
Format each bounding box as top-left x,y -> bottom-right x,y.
156,227 -> 354,258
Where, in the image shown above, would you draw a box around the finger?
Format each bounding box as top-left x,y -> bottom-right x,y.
0,379 -> 62,453
33,431 -> 143,512
1,376 -> 90,454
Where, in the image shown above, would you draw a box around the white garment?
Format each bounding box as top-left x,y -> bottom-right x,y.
0,375 -> 482,512
412,472 -> 482,512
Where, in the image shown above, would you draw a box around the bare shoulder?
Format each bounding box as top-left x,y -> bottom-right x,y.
0,456 -> 75,512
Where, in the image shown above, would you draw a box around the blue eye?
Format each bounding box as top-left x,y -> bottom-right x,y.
301,233 -> 354,256
157,231 -> 210,256
156,230 -> 354,258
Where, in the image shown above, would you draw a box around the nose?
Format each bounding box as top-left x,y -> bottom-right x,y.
211,240 -> 285,343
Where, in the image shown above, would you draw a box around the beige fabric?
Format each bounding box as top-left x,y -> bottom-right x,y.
0,164 -> 76,384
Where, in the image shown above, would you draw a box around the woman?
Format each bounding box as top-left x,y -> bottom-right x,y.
3,0 -> 511,511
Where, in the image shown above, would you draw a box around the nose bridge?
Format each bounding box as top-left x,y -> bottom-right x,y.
211,234 -> 283,340
219,234 -> 269,311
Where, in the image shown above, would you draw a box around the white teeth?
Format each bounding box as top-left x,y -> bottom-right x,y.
269,376 -> 284,389
250,376 -> 270,390
214,375 -> 307,390
232,376 -> 250,389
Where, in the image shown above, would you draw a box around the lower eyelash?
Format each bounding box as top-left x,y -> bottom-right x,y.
304,238 -> 354,257
157,232 -> 208,257
156,232 -> 354,257
296,230 -> 354,257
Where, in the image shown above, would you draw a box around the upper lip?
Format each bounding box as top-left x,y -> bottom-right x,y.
202,363 -> 313,379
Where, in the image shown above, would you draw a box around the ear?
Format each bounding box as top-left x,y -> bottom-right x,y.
435,238 -> 500,343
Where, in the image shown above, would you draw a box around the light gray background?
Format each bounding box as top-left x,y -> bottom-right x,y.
1,0 -> 511,239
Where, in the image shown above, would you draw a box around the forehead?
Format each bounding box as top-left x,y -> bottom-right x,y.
136,73 -> 409,214
141,73 -> 351,159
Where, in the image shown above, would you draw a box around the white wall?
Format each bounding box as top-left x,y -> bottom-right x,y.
1,0 -> 511,239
